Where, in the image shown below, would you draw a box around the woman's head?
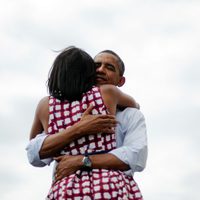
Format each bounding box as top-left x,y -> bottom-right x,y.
47,46 -> 96,101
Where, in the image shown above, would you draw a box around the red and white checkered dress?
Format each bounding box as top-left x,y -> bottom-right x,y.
46,86 -> 143,200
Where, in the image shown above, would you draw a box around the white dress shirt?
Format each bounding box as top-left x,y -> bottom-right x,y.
26,108 -> 147,175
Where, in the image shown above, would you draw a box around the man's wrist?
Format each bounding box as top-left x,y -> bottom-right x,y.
81,155 -> 92,169
75,155 -> 84,168
64,123 -> 83,140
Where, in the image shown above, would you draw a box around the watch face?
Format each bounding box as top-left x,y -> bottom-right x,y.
83,156 -> 92,168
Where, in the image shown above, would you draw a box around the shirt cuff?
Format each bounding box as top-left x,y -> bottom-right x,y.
26,133 -> 53,167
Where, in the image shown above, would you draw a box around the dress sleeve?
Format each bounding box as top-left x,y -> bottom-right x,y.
26,132 -> 53,167
109,108 -> 148,175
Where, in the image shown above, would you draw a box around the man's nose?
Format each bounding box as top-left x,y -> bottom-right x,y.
96,65 -> 105,73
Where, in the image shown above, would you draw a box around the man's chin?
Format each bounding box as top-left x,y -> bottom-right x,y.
96,79 -> 108,85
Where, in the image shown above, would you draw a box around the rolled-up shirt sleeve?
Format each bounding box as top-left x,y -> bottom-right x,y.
26,133 -> 53,167
110,108 -> 148,175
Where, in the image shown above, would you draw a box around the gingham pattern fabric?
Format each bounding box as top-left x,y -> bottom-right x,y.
46,86 -> 143,200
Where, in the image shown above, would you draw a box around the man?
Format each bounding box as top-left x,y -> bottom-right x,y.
26,50 -> 147,186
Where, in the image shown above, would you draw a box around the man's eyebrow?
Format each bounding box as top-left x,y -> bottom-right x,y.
107,63 -> 114,66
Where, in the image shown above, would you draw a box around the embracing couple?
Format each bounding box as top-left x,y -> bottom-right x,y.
26,47 -> 148,200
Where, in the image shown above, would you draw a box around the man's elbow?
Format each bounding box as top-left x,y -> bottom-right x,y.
135,164 -> 146,172
26,148 -> 47,167
29,158 -> 47,167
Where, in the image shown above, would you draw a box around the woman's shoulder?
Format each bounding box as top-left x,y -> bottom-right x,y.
99,84 -> 118,96
36,96 -> 49,112
34,96 -> 50,122
99,84 -> 116,90
38,96 -> 49,105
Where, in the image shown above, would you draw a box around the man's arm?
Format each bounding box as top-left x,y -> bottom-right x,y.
110,108 -> 148,173
39,112 -> 117,159
54,108 -> 147,181
26,106 -> 117,166
54,153 -> 129,182
26,132 -> 51,167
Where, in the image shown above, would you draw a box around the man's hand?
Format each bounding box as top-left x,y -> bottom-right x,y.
54,153 -> 130,182
39,105 -> 117,159
77,105 -> 117,135
54,155 -> 83,182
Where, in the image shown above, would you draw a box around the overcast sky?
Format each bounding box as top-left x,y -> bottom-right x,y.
0,0 -> 200,199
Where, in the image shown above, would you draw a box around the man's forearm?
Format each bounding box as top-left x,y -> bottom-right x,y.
39,123 -> 83,159
39,114 -> 117,159
55,153 -> 130,181
90,153 -> 130,171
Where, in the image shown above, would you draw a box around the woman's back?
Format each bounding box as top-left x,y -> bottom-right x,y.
48,86 -> 116,156
47,86 -> 142,200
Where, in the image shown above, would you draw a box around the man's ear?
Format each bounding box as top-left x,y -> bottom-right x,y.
117,76 -> 125,87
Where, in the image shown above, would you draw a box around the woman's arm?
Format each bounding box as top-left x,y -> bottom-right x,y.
100,84 -> 139,115
29,97 -> 49,140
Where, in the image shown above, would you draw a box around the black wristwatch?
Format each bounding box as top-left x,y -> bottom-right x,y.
82,155 -> 92,169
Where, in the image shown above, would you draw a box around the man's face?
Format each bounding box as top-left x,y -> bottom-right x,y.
94,52 -> 125,86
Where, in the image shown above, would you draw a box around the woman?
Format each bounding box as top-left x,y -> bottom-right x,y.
30,46 -> 142,199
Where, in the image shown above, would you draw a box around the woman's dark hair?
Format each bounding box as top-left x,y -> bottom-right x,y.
47,46 -> 96,102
